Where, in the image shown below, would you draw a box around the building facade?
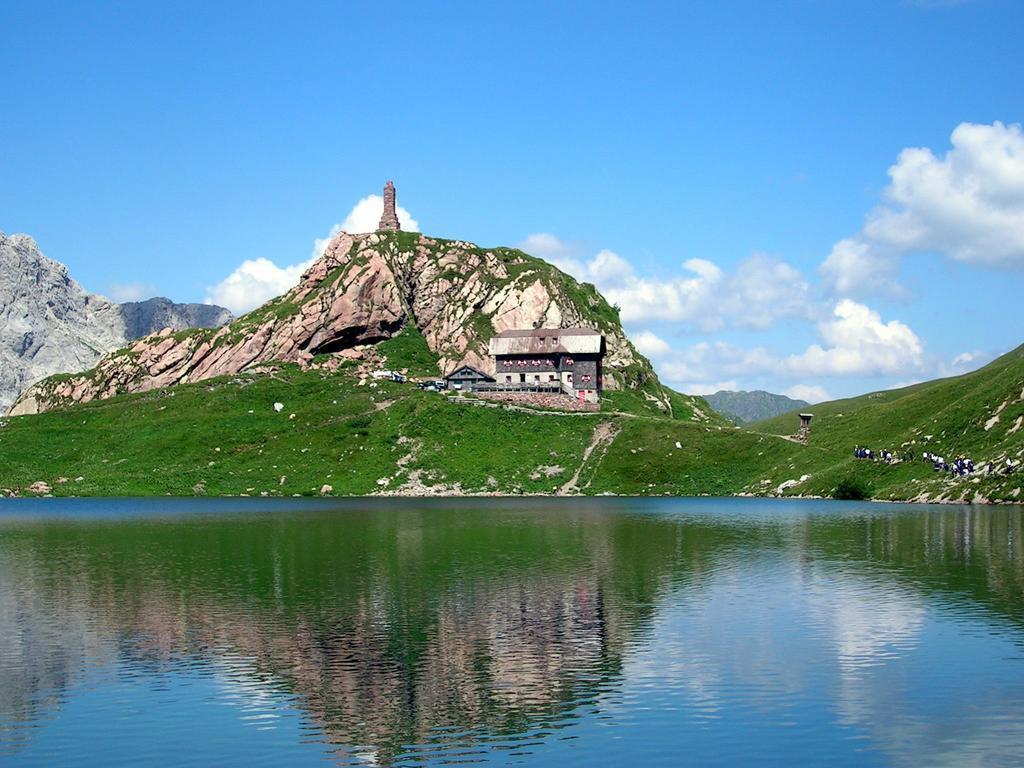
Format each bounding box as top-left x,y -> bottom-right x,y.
487,328 -> 604,403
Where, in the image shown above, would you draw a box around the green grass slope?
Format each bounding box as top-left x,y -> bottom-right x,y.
748,344 -> 1024,503
2,337 -> 1020,502
0,362 -> 750,498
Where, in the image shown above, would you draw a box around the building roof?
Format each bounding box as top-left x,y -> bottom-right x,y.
445,364 -> 495,381
488,328 -> 603,356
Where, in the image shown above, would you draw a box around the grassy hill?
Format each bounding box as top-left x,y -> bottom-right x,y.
749,344 -> 1024,503
0,358 -> 783,498
0,341 -> 1020,502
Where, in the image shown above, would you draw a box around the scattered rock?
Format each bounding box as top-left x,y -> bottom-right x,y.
319,484 -> 333,495
775,475 -> 811,495
27,481 -> 51,494
530,465 -> 565,480
273,402 -> 284,412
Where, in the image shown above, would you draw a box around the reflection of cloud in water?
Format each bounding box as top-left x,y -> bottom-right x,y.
803,568 -> 925,676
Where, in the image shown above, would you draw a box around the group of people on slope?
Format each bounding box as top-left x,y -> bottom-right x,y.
853,446 -> 910,463
924,452 -> 975,476
855,445 -> 1020,477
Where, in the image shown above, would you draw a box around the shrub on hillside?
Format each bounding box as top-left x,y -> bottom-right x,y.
833,477 -> 871,500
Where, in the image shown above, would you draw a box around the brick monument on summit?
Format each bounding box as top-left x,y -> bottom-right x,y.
378,180 -> 401,231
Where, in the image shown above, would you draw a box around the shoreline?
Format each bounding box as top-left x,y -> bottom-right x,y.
1,490 -> 1021,506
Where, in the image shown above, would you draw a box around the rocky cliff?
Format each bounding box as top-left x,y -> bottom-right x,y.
0,232 -> 232,412
11,230 -> 659,415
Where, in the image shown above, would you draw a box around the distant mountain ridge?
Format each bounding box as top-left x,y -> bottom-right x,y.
119,297 -> 231,340
0,231 -> 232,411
704,390 -> 810,424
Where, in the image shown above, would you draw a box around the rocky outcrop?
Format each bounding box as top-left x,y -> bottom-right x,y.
0,232 -> 232,412
11,230 -> 657,415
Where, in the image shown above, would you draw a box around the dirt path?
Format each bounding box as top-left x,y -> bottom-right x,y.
559,421 -> 620,495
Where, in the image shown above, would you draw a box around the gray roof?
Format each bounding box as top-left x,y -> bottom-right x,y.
445,364 -> 495,381
488,328 -> 603,356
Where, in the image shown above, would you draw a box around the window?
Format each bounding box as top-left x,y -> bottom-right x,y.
520,374 -> 526,383
551,337 -> 558,345
505,375 -> 512,383
534,375 -> 540,382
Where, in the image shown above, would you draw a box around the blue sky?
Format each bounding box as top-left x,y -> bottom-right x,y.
2,0 -> 1022,401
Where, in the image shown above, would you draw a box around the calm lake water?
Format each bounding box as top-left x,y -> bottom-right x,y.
1,497 -> 1023,767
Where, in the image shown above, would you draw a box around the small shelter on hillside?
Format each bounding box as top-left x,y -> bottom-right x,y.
487,328 -> 605,403
797,413 -> 813,442
445,365 -> 495,391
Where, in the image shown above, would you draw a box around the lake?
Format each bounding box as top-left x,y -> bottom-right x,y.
1,497 -> 1022,766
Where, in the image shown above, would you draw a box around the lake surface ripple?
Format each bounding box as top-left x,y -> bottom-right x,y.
1,497 -> 1023,766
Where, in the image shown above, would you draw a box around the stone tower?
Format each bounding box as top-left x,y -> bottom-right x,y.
378,180 -> 400,231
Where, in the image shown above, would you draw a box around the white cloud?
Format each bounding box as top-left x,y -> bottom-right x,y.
658,341 -> 779,385
311,195 -> 420,259
820,238 -> 901,297
523,234 -> 813,331
653,300 -> 923,395
631,330 -> 671,357
107,282 -> 157,303
207,194 -> 421,314
517,232 -> 578,261
784,384 -> 831,404
205,256 -> 315,315
821,121 -> 1024,295
603,252 -> 811,330
784,300 -> 924,376
684,380 -> 740,397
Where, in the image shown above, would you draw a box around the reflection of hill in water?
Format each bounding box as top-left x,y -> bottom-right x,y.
0,504 -> 708,762
0,500 -> 1022,764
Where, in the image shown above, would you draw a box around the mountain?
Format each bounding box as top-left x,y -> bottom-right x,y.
10,229 -> 682,416
704,390 -> 810,424
119,297 -> 232,340
0,231 -> 232,412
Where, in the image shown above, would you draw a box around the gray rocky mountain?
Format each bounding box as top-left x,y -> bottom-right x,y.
0,232 -> 231,412
704,389 -> 810,425
119,298 -> 232,340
